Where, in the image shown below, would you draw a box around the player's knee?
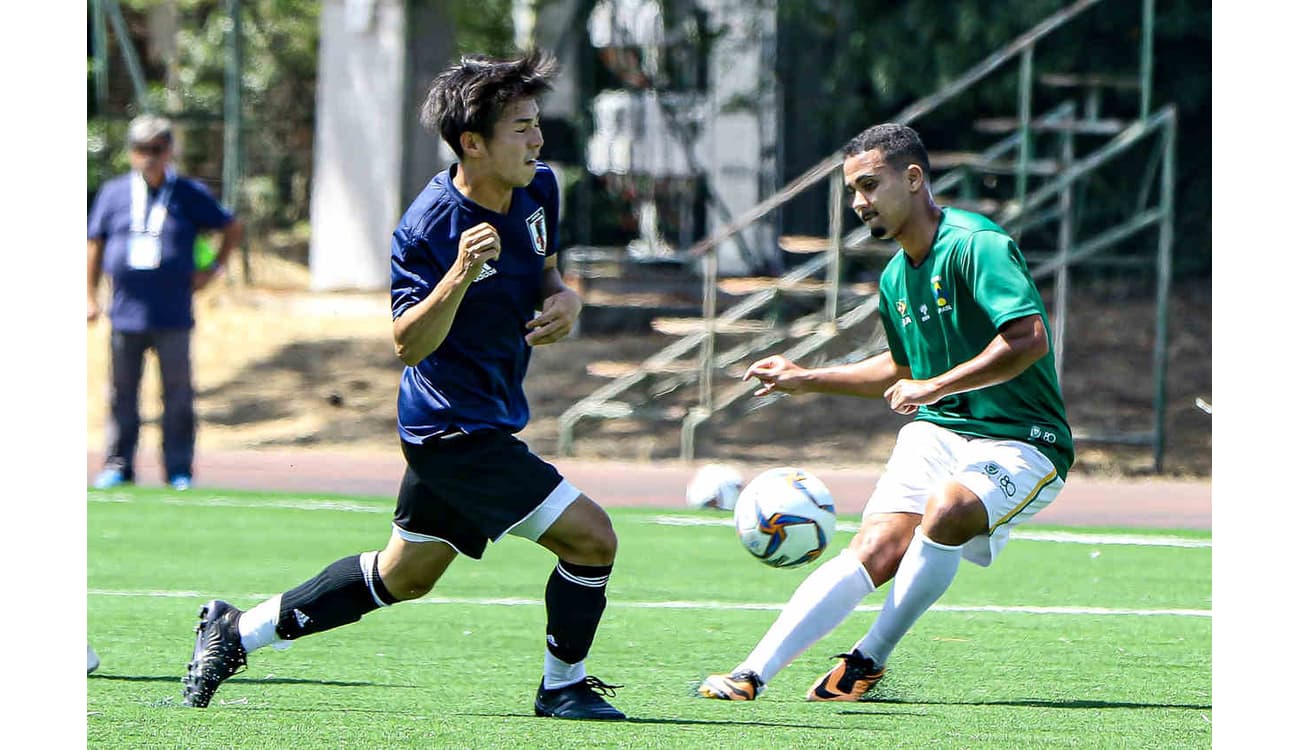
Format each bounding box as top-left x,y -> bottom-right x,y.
923,491 -> 988,545
565,518 -> 617,565
583,521 -> 619,565
381,558 -> 443,600
386,572 -> 436,601
848,528 -> 909,585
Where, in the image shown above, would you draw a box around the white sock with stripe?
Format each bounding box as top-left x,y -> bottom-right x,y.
238,594 -> 289,653
854,527 -> 962,666
738,550 -> 875,685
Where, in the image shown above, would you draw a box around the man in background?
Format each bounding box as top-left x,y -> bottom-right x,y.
87,114 -> 243,491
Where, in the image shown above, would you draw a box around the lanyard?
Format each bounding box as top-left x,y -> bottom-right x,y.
130,168 -> 176,236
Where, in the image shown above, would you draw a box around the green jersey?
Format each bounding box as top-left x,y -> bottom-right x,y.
877,208 -> 1074,478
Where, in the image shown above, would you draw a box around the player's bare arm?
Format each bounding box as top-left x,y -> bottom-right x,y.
393,222 -> 501,365
883,313 -> 1050,415
525,255 -> 582,346
87,238 -> 105,322
744,350 -> 909,398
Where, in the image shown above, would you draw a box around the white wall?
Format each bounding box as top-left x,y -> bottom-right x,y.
308,0 -> 407,291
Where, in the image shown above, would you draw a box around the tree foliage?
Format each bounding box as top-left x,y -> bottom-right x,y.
774,0 -> 1210,275
89,0 -> 1210,274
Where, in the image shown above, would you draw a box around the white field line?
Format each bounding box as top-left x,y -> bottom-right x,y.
87,589 -> 1209,618
88,496 -> 1210,548
89,494 -> 391,513
652,515 -> 1211,549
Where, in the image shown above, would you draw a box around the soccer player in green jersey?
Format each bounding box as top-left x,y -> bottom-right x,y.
699,123 -> 1073,702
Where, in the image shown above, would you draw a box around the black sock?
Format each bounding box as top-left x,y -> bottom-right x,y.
275,552 -> 397,640
544,560 -> 613,664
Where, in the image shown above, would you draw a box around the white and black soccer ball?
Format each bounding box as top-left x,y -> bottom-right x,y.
733,467 -> 836,568
685,463 -> 744,510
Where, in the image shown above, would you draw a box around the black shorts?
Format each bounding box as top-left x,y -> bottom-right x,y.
393,429 -> 568,559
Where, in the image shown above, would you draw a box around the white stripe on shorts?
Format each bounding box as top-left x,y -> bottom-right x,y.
391,524 -> 468,555
500,479 -> 582,542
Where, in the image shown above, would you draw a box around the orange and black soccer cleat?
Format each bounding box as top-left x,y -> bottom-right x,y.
805,652 -> 884,701
698,669 -> 764,701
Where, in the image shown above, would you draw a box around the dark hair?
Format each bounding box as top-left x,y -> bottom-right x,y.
419,48 -> 559,158
843,123 -> 930,178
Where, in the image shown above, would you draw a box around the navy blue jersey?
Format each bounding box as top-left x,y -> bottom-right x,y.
390,162 -> 560,442
87,172 -> 234,331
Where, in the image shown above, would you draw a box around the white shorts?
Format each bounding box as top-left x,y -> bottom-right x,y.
864,420 -> 1065,566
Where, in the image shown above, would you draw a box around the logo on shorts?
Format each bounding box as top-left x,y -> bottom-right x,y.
983,462 -> 1017,497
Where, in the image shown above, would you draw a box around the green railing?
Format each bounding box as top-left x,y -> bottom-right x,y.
561,0 -> 1181,468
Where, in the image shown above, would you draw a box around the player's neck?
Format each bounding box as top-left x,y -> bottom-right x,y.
452,162 -> 512,214
139,168 -> 168,189
898,201 -> 943,266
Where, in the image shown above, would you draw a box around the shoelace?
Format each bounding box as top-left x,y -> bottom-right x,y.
831,652 -> 876,680
580,676 -> 623,697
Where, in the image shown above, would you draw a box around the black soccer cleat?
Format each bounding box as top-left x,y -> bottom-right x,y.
181,599 -> 248,708
534,676 -> 627,720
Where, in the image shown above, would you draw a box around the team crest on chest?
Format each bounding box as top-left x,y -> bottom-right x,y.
895,299 -> 913,327
526,207 -> 547,256
931,275 -> 953,312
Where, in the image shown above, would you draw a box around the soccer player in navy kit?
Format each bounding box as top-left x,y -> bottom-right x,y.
182,49 -> 626,720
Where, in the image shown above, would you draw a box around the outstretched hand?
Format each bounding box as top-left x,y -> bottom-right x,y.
743,355 -> 806,397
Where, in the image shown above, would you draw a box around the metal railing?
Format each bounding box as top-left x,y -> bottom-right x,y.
558,0 -> 1177,469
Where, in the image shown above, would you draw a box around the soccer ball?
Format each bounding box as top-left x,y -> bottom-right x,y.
685,463 -> 744,510
733,467 -> 837,568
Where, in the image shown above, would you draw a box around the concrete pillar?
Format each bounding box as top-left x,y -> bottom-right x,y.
701,0 -> 779,276
308,0 -> 408,290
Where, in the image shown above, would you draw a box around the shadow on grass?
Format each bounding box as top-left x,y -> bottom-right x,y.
847,697 -> 1212,712
88,673 -> 414,689
457,712 -> 921,728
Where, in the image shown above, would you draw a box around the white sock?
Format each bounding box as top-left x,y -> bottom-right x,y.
238,594 -> 290,653
738,550 -> 875,685
542,650 -> 587,690
854,527 -> 962,666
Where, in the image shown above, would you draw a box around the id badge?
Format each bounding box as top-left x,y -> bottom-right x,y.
128,233 -> 162,270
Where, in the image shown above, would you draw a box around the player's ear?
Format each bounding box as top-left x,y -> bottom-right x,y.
460,131 -> 484,157
906,163 -> 925,192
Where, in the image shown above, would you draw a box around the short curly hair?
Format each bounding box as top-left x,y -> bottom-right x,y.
843,123 -> 931,178
419,48 -> 559,158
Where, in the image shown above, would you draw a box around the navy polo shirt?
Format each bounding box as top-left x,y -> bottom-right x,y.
390,162 -> 560,442
87,172 -> 234,331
